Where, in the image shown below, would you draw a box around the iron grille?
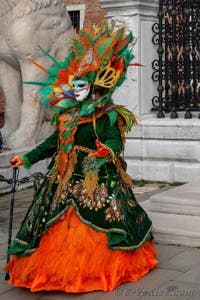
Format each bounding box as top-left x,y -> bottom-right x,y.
152,0 -> 200,118
68,10 -> 80,31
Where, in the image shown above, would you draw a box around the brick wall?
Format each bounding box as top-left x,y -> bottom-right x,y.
65,0 -> 106,26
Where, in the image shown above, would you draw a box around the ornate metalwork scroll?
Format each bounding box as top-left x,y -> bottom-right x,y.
152,0 -> 200,118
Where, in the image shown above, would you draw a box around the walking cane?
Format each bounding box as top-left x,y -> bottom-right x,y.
5,167 -> 19,280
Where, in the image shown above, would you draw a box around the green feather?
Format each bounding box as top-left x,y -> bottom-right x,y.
96,37 -> 115,59
38,45 -> 61,67
115,48 -> 135,88
72,39 -> 86,57
50,112 -> 60,125
118,32 -> 134,54
116,27 -> 125,41
115,106 -> 136,132
64,51 -> 75,65
79,30 -> 94,45
107,110 -> 118,126
47,67 -> 60,77
23,81 -> 46,86
39,87 -> 53,108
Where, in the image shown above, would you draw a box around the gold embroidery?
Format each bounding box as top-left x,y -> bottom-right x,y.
51,149 -> 78,210
73,145 -> 94,154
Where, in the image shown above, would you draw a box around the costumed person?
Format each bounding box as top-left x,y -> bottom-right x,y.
5,21 -> 158,293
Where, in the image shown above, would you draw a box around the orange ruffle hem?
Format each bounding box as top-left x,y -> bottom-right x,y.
5,206 -> 158,293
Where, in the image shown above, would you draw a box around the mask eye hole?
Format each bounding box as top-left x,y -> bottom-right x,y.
78,84 -> 86,88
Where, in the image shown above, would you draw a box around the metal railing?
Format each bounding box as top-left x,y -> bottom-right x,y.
0,169 -> 45,280
152,0 -> 200,118
0,171 -> 45,192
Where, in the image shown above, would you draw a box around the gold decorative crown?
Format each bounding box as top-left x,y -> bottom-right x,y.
94,63 -> 121,89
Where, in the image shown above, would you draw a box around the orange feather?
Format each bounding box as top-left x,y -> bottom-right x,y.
27,58 -> 46,72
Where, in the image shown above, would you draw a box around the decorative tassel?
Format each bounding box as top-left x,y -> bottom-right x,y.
46,156 -> 59,193
83,173 -> 99,203
115,159 -> 133,187
82,156 -> 99,203
54,149 -> 78,206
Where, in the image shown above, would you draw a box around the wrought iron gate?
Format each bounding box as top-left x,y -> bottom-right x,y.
152,0 -> 200,118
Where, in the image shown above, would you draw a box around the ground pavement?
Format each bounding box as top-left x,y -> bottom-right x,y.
1,184 -> 200,300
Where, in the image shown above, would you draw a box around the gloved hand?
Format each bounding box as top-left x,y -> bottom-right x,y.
88,140 -> 110,158
10,156 -> 24,168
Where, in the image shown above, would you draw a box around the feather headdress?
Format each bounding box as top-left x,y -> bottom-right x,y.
25,21 -> 137,112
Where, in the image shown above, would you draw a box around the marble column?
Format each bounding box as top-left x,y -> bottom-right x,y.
99,0 -> 159,117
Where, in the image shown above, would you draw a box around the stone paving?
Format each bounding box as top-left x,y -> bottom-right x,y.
1,184 -> 200,300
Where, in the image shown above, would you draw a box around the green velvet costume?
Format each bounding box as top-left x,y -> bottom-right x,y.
9,104 -> 153,257
5,23 -> 158,294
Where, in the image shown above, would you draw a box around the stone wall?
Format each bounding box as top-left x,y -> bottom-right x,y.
0,88 -> 4,128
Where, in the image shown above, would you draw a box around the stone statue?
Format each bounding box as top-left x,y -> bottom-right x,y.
0,0 -> 73,149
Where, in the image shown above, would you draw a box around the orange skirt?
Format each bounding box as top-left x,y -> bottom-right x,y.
5,206 -> 158,293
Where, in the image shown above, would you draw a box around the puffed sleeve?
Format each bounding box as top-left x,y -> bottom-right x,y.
96,114 -> 123,157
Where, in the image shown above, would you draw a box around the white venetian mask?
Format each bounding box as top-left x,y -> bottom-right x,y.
72,79 -> 91,101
